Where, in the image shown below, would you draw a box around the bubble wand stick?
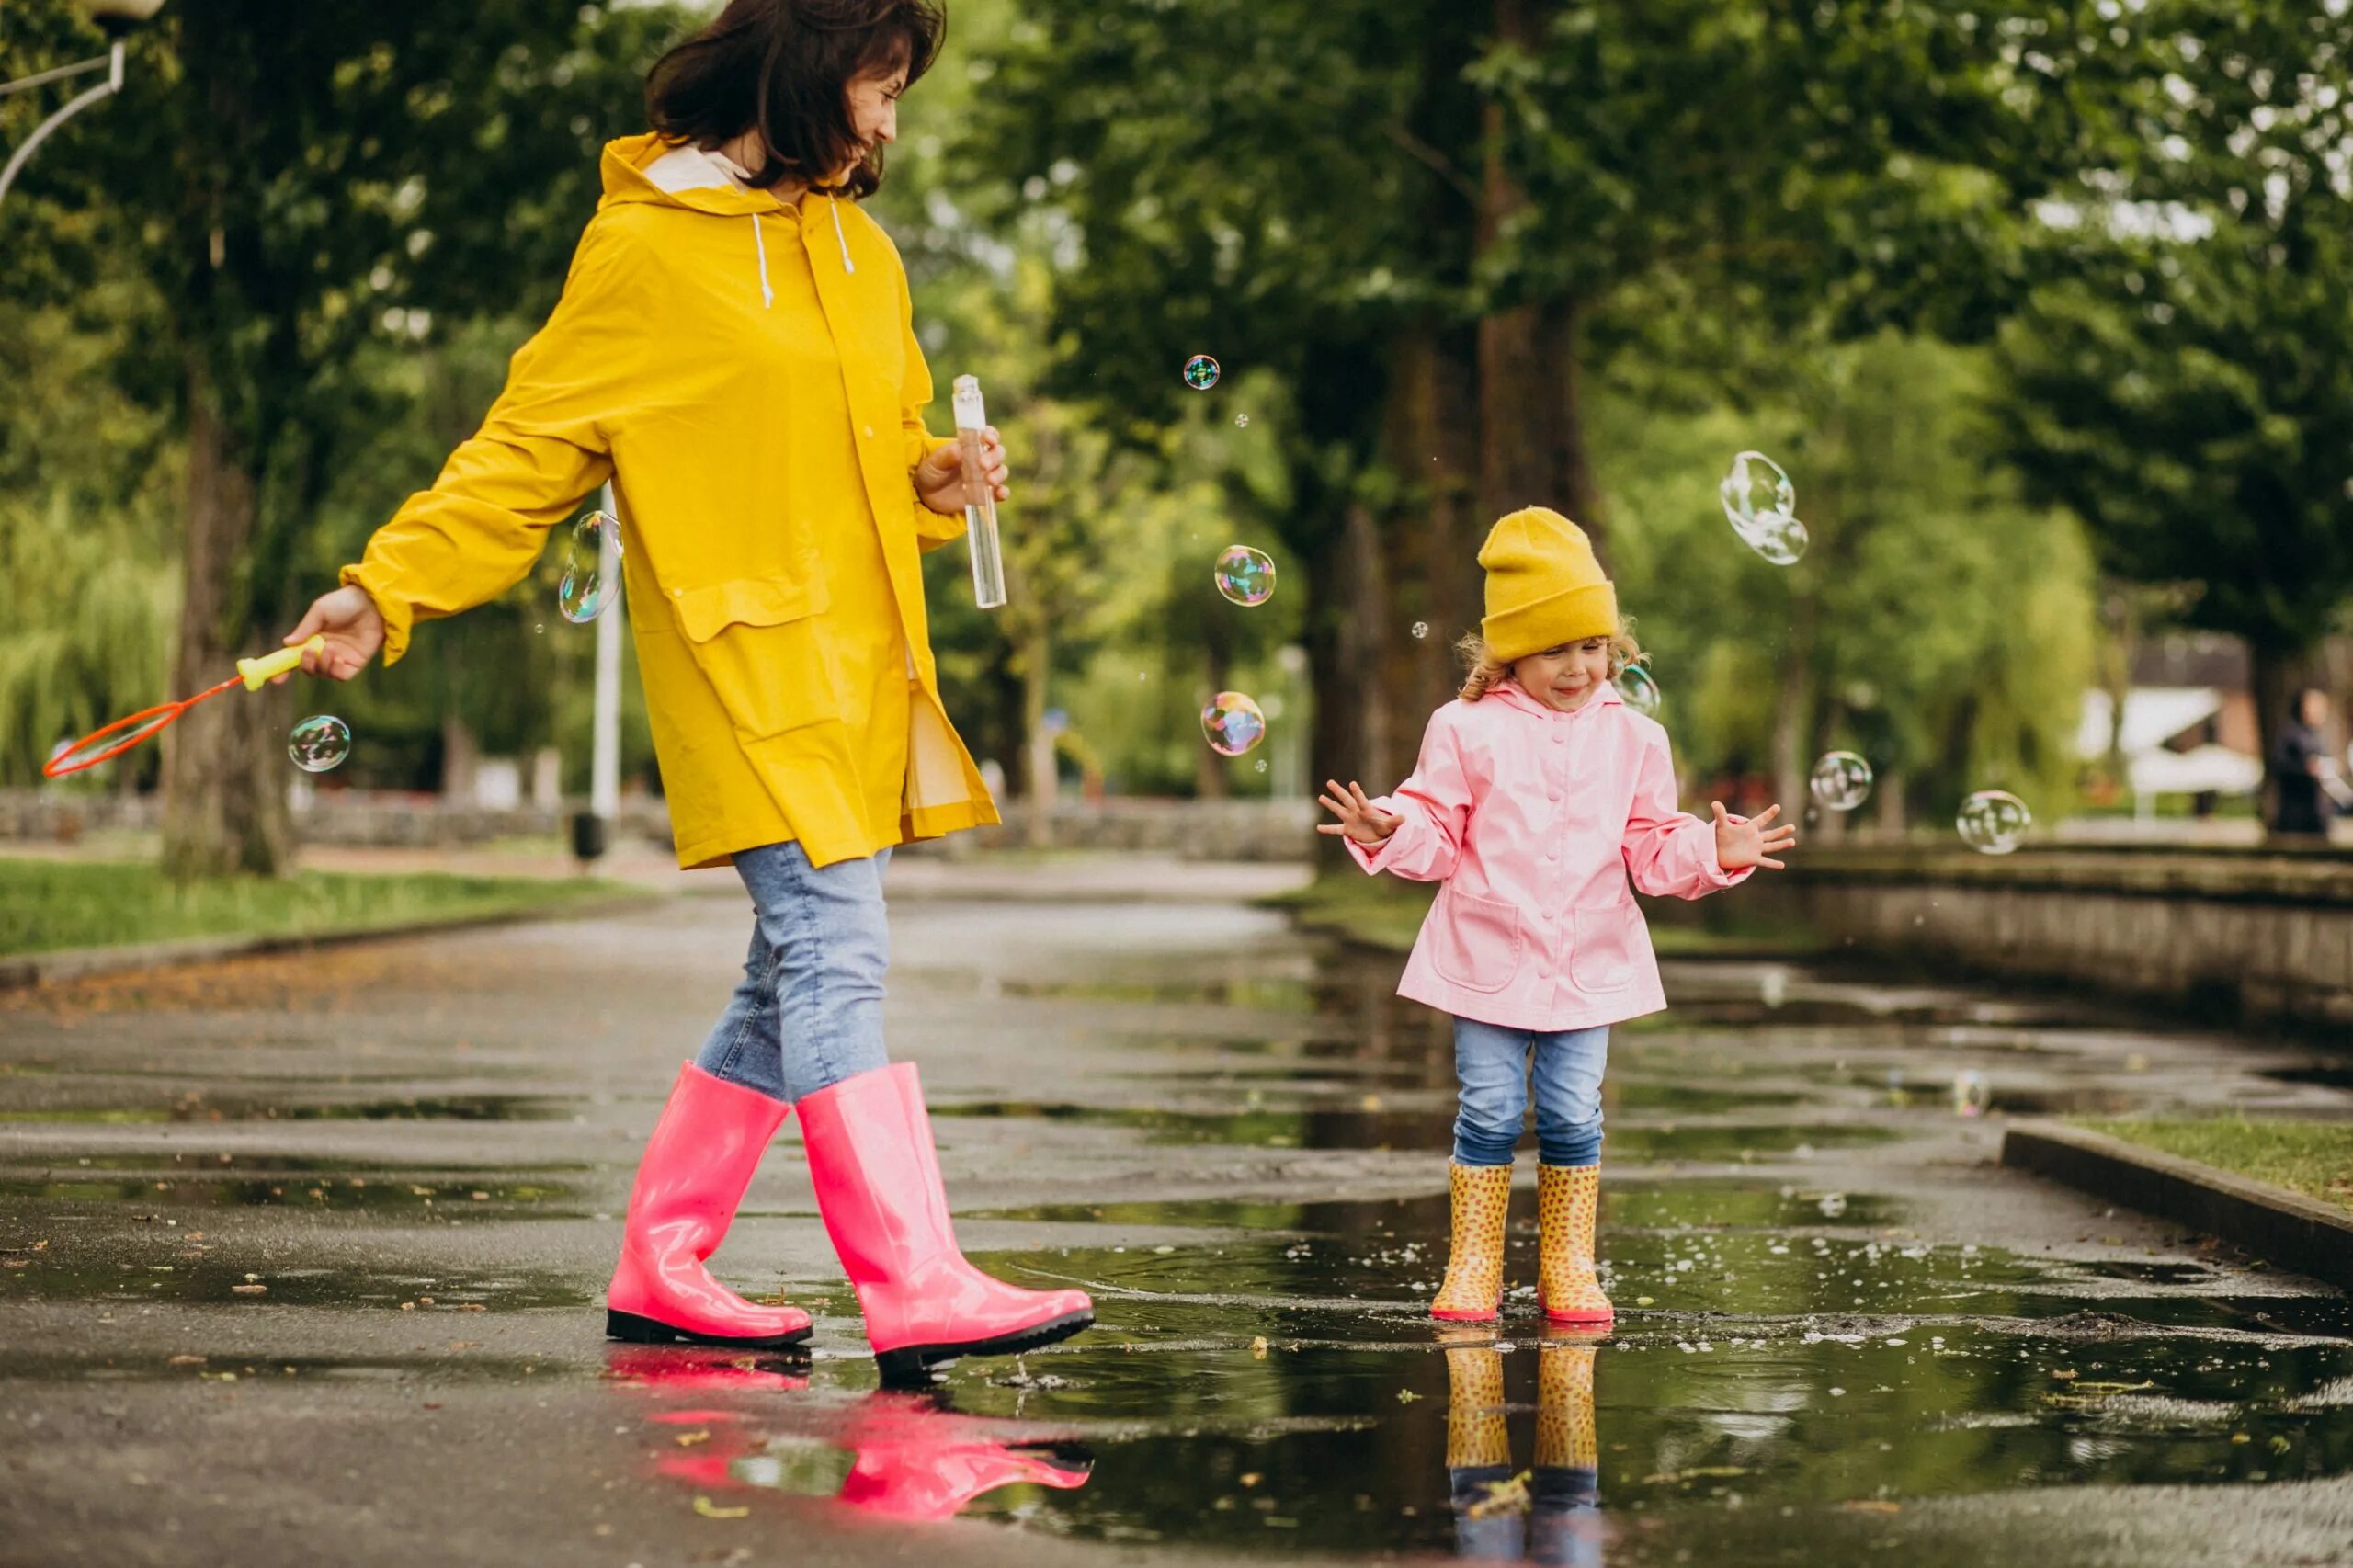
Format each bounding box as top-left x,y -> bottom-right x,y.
41,636 -> 324,778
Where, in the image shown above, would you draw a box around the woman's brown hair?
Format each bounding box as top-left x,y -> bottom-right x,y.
644,0 -> 946,199
1456,624 -> 1646,702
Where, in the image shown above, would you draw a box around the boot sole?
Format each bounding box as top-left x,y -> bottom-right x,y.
873,1308 -> 1095,1385
605,1308 -> 813,1350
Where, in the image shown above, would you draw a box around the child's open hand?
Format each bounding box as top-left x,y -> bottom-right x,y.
1712,801 -> 1796,871
1317,779 -> 1404,846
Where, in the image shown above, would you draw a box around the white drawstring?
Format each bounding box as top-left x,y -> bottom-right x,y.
829,195 -> 856,275
750,213 -> 774,309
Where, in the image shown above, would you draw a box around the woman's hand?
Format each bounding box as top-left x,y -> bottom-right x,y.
915,427 -> 1009,517
1712,801 -> 1796,871
1317,779 -> 1404,846
281,585 -> 385,682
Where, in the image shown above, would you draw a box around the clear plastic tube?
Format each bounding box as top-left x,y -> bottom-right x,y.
951,375 -> 1006,610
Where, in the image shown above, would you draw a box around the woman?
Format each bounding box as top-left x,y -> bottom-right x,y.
282,0 -> 1092,1381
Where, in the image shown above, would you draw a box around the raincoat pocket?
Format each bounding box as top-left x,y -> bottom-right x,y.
671,573 -> 838,741
1568,902 -> 1641,993
1430,890 -> 1523,994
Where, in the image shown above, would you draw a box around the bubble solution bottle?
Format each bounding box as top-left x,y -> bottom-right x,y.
952,375 -> 1006,609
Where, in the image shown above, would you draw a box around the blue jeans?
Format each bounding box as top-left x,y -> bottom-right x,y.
693,841 -> 892,1104
1451,1018 -> 1609,1168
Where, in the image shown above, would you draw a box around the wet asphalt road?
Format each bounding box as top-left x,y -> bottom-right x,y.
3,858 -> 2352,1567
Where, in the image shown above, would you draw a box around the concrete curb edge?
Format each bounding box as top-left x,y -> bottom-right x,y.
1999,1119 -> 2353,1291
0,890 -> 664,992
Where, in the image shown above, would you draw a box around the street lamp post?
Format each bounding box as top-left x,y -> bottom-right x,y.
0,1 -> 165,211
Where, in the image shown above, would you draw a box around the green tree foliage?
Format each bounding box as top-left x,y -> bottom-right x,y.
1,0 -> 683,871
1996,3 -> 2353,751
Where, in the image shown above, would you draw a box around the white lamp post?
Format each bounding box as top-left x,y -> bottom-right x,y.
0,1 -> 166,211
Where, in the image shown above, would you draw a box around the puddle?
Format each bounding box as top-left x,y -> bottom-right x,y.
0,1251 -> 588,1311
0,1171 -> 579,1212
2262,1062 -> 2353,1091
0,1094 -> 569,1124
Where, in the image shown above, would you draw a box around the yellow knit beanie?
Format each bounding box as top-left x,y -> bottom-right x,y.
1478,506 -> 1619,664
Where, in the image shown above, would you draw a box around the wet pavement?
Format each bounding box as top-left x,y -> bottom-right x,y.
4,864 -> 2352,1566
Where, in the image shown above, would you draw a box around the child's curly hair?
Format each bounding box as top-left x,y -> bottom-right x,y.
1456,621 -> 1646,702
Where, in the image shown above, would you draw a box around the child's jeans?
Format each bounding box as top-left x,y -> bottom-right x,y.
692,841 -> 893,1105
1451,1019 -> 1609,1168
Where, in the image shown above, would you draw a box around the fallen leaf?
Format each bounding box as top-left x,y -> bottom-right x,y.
1841,1500 -> 1902,1515
693,1495 -> 749,1520
167,1355 -> 205,1367
457,1303 -> 486,1312
676,1430 -> 712,1448
1238,1472 -> 1261,1488
1634,1296 -> 1655,1306
230,1284 -> 266,1296
1249,1335 -> 1268,1359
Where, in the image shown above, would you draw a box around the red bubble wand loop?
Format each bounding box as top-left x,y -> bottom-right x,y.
41,636 -> 325,779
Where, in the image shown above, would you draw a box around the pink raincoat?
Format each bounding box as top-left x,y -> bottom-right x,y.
1347,681 -> 1750,1030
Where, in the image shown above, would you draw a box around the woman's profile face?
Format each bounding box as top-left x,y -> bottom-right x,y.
838,64 -> 907,180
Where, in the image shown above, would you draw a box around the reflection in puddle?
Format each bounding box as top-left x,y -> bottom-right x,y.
0,1250 -> 587,1311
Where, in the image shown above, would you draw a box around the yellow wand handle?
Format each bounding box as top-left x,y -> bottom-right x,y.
237,636 -> 325,691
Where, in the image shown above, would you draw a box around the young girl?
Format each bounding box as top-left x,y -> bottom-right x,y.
1320,506 -> 1793,1325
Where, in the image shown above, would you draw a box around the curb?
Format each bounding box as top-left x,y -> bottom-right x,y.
2000,1119 -> 2353,1291
0,890 -> 662,992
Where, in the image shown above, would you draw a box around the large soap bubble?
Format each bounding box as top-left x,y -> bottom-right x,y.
559,509 -> 624,624
1956,790 -> 2031,855
1182,354 -> 1222,391
1809,751 -> 1874,812
1616,663 -> 1662,718
1212,545 -> 1276,607
1200,691 -> 1267,756
1720,450 -> 1796,536
288,715 -> 352,773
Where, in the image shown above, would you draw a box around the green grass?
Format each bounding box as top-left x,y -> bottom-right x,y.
2078,1118 -> 2353,1214
0,856 -> 639,959
1262,869 -> 1822,956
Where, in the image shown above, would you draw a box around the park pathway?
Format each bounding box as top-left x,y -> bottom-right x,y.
2,856 -> 2350,1565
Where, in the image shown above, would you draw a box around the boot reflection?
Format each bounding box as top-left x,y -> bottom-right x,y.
1445,1339 -> 1525,1560
1530,1330 -> 1603,1567
608,1347 -> 1090,1525
835,1392 -> 1093,1522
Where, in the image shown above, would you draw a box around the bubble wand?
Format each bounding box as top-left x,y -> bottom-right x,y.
41,636 -> 324,778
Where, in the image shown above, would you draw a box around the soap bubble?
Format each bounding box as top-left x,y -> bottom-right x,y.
1817,1192 -> 1848,1219
1255,759 -> 1268,773
1616,663 -> 1662,718
1200,691 -> 1267,756
288,715 -> 351,773
1183,354 -> 1222,391
1809,751 -> 1874,812
1956,790 -> 2031,855
1234,413 -> 1250,428
1951,1070 -> 1991,1118
1720,450 -> 1796,535
1411,621 -> 1429,641
559,509 -> 623,624
1212,545 -> 1277,607
1745,510 -> 1810,565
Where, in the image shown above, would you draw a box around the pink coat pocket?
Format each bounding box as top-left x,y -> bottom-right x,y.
1429,890 -> 1523,993
1569,903 -> 1641,992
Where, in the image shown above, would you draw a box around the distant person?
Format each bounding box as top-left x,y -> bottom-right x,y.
278,0 -> 1092,1378
2272,687 -> 2336,839
1318,507 -> 1795,1327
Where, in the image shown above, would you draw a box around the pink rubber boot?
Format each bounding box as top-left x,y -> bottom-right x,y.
605,1062 -> 812,1349
798,1062 -> 1093,1381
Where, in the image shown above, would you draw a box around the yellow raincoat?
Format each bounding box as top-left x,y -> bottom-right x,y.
344,133 -> 998,869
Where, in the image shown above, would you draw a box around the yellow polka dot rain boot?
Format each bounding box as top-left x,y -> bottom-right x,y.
1431,1161 -> 1512,1323
1538,1163 -> 1613,1325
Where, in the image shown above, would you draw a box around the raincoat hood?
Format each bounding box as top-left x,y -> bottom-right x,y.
597,131 -> 860,288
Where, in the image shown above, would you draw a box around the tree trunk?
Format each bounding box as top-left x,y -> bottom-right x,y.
1193,608 -> 1233,801
1769,591 -> 1818,818
161,360 -> 290,880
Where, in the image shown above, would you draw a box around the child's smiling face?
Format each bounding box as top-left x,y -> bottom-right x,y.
1511,637 -> 1614,712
